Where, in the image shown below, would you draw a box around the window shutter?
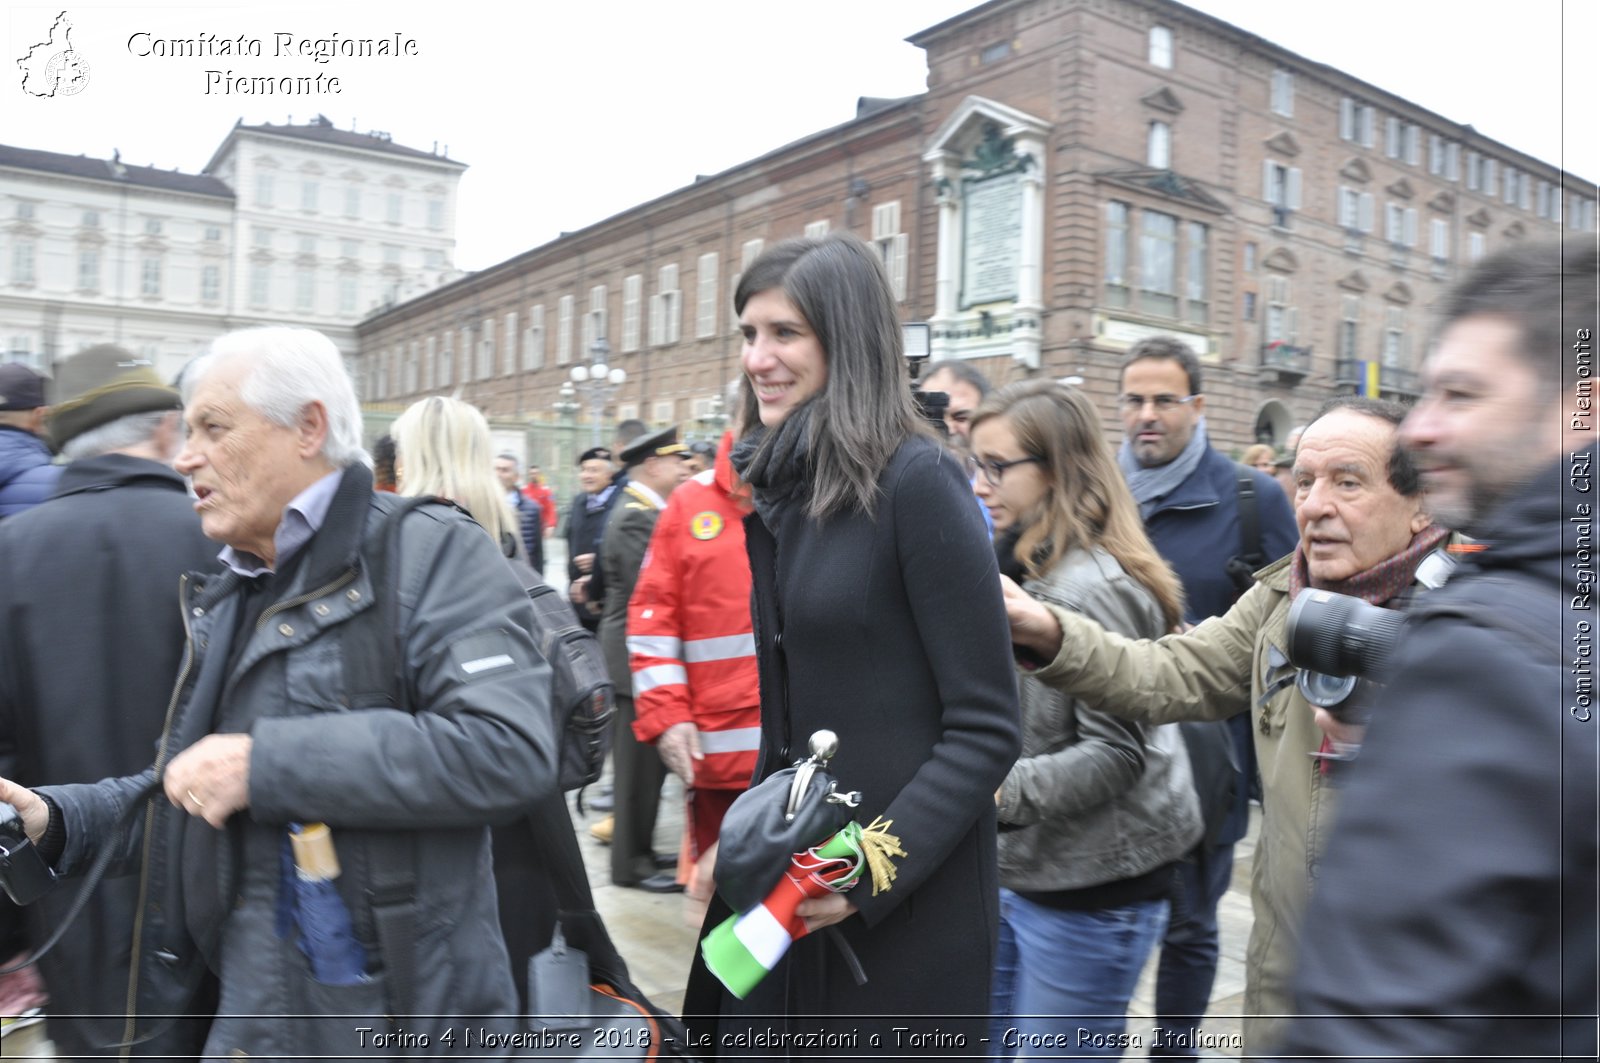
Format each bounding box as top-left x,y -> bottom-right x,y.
889,233 -> 908,301
1404,208 -> 1418,247
1359,193 -> 1375,233
1287,168 -> 1302,210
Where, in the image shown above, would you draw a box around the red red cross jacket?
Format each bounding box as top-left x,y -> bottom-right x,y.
626,432 -> 760,791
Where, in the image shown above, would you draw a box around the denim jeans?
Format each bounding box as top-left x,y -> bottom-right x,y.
990,888 -> 1170,1059
1150,845 -> 1235,1056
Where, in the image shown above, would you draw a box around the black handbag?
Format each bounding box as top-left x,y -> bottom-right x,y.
713,731 -> 861,914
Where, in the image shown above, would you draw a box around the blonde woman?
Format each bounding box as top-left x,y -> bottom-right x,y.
970,379 -> 1202,1058
389,395 -> 524,564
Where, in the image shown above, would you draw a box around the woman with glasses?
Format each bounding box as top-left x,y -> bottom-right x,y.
681,233 -> 1022,1056
971,380 -> 1202,1057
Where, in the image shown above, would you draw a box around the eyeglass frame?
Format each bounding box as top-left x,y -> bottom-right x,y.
974,455 -> 1044,487
1118,392 -> 1200,414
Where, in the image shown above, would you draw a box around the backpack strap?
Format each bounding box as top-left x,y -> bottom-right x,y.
337,494 -> 453,1031
1225,464 -> 1266,596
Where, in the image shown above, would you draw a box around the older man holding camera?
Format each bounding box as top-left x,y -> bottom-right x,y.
0,327 -> 555,1058
1003,394 -> 1455,1055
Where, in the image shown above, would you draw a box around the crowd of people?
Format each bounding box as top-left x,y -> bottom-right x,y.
0,236 -> 1592,1061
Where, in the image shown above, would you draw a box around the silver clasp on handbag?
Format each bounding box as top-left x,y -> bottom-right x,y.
786,729 -> 850,822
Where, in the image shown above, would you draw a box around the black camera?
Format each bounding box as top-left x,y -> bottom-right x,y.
0,800 -> 55,905
1285,589 -> 1408,726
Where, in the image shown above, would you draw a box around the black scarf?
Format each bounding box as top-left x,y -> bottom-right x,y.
731,403 -> 815,528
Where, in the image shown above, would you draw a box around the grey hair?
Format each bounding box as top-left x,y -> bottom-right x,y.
61,410 -> 174,462
495,451 -> 523,473
185,327 -> 369,468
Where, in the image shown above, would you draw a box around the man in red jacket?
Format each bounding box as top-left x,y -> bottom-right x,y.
627,429 -> 760,882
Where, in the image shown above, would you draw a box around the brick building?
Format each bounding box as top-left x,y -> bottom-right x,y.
356,0 -> 1594,454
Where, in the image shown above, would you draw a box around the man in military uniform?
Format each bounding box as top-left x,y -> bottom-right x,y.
598,425 -> 691,890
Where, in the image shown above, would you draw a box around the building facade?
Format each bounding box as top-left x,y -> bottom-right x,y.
1,116 -> 464,383
364,0 -> 1592,454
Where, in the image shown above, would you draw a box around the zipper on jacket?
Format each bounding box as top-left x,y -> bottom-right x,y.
256,566 -> 358,631
121,573 -> 200,1055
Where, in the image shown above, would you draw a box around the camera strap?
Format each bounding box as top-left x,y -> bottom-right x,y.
0,771 -> 162,976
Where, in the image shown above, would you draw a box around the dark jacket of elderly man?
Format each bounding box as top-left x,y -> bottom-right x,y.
0,327 -> 556,1059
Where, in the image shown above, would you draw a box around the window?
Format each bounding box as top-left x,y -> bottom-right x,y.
1338,186 -> 1375,233
1263,161 -> 1302,223
427,199 -> 444,230
1483,158 -> 1498,198
650,263 -> 681,346
1242,291 -> 1256,321
1382,306 -> 1405,366
140,255 -> 162,297
338,273 -> 357,314
298,234 -> 316,255
250,263 -> 270,305
201,264 -> 220,303
1536,180 -> 1553,219
11,241 -> 35,285
872,202 -> 907,301
1243,241 -> 1257,272
1428,134 -> 1445,176
622,274 -> 643,353
438,333 -> 454,387
424,336 -> 436,387
255,172 -> 274,207
1385,116 -> 1403,159
341,239 -> 360,260
1403,123 -> 1420,166
1104,202 -> 1129,308
1339,294 -> 1361,360
301,179 -> 319,212
1265,274 -> 1296,344
1184,221 -> 1208,323
1149,25 -> 1173,68
295,266 -> 314,312
1339,98 -> 1375,147
695,252 -> 719,338
1270,68 -> 1294,117
1518,174 -> 1532,212
82,210 -> 101,228
204,225 -> 221,242
1445,142 -> 1460,182
383,244 -> 401,266
981,40 -> 1012,65
1429,218 -> 1450,260
1138,210 -> 1178,317
78,248 -> 100,291
653,399 -> 676,424
804,220 -> 830,239
253,227 -> 274,249
504,312 -> 518,375
1468,231 -> 1486,262
557,295 -> 575,364
1147,121 -> 1171,169
1502,167 -> 1518,206
344,185 -> 361,218
1382,203 -> 1420,246
15,202 -> 35,220
1465,151 -> 1481,191
144,217 -> 163,236
386,192 -> 402,225
1573,196 -> 1598,232
402,342 -> 418,394
524,304 -> 545,371
477,320 -> 494,380
583,284 -> 608,352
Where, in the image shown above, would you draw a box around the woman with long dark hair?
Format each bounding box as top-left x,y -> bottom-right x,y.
970,380 -> 1202,1057
682,234 -> 1021,1055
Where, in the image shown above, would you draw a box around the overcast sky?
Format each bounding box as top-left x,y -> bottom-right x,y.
6,0 -> 1594,272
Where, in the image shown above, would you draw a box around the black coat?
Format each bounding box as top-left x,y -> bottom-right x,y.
0,454 -> 219,1056
1278,454 -> 1598,1060
683,436 -> 1021,1055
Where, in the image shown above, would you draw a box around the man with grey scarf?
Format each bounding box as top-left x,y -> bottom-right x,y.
1113,336 -> 1297,1057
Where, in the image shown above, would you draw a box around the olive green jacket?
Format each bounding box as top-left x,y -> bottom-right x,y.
1031,553 -> 1318,1055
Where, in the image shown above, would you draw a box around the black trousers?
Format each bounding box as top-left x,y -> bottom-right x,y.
609,694 -> 667,885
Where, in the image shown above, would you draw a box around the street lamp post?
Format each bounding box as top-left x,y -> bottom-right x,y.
695,393 -> 730,440
569,337 -> 626,446
552,381 -> 582,502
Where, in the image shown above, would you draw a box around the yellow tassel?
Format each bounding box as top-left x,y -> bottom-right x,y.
859,816 -> 908,896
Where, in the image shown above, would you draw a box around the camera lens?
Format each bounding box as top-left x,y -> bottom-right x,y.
1286,589 -> 1407,679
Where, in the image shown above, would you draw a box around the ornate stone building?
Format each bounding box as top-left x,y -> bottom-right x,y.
1,116 -> 464,383
357,0 -> 1593,454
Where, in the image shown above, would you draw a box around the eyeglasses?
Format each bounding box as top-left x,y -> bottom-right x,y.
1119,393 -> 1198,414
974,455 -> 1043,487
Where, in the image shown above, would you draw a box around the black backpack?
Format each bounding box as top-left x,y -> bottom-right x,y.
347,495 -> 615,792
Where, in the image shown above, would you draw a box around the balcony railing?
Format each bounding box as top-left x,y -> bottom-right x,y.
1332,359 -> 1421,398
1259,341 -> 1312,384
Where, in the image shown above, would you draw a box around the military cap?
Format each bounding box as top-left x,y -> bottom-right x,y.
577,446 -> 614,465
620,425 -> 688,468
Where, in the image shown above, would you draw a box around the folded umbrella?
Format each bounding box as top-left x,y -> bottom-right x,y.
279,822 -> 367,986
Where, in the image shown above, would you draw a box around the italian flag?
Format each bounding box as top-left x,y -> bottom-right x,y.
700,823 -> 866,999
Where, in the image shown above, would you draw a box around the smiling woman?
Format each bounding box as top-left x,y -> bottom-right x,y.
683,234 -> 1022,1056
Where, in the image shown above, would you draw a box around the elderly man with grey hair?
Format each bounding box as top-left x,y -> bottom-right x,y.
0,327 -> 556,1058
